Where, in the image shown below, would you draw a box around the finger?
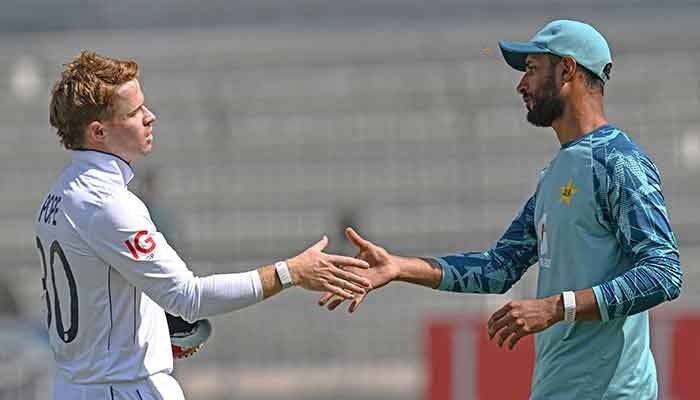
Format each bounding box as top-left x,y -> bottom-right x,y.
488,312 -> 514,339
327,298 -> 345,311
318,292 -> 334,306
508,331 -> 528,350
345,227 -> 372,250
488,303 -> 512,327
497,323 -> 519,348
326,254 -> 370,270
311,235 -> 329,252
348,294 -> 367,313
328,265 -> 371,288
326,275 -> 367,295
323,283 -> 355,300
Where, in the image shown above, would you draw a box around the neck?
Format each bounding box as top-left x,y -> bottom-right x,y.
82,143 -> 134,165
79,146 -> 133,166
551,94 -> 608,145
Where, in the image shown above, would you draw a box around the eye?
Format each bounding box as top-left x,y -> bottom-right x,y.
128,106 -> 143,118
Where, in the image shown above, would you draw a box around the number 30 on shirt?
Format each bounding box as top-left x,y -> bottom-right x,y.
35,237 -> 79,343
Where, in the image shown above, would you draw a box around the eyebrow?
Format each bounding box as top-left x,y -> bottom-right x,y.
126,102 -> 144,117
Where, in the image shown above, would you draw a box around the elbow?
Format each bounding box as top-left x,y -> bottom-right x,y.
159,279 -> 202,323
643,254 -> 683,303
667,267 -> 683,302
656,258 -> 683,303
174,291 -> 202,323
163,295 -> 199,323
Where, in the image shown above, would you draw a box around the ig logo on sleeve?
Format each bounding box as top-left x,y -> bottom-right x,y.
124,230 -> 157,260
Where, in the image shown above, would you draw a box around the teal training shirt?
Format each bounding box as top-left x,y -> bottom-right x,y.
433,124 -> 682,399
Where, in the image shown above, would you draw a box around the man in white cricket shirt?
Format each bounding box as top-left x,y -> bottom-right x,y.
36,51 -> 371,400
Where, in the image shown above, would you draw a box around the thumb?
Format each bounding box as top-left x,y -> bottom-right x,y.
345,227 -> 371,250
311,235 -> 329,252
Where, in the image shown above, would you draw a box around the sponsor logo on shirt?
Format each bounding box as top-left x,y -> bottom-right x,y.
124,230 -> 157,260
559,178 -> 577,207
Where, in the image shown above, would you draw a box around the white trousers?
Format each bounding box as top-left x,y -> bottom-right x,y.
53,372 -> 185,400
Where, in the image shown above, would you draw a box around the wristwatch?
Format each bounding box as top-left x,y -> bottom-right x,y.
275,261 -> 294,289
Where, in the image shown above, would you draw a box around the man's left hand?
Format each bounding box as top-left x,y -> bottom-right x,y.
487,295 -> 563,350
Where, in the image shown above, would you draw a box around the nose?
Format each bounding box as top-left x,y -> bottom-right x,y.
516,74 -> 528,95
143,105 -> 156,125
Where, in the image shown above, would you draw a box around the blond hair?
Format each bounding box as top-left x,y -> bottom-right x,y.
49,51 -> 139,149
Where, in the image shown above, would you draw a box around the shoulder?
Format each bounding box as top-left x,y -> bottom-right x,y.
590,125 -> 660,181
61,163 -> 126,208
90,189 -> 152,232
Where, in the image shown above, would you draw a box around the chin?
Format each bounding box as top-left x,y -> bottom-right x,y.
139,145 -> 153,157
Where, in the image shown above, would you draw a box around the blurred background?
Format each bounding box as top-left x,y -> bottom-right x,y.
2,1 -> 700,399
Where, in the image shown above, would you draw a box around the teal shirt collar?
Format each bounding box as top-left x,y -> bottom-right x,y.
560,123 -> 614,149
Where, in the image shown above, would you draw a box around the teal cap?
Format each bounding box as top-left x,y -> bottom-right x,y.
498,20 -> 613,82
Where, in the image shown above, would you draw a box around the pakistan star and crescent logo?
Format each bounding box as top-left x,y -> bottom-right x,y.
560,179 -> 577,206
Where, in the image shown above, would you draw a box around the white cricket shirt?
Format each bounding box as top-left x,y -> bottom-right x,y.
35,150 -> 263,384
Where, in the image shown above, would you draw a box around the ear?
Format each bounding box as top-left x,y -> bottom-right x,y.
86,121 -> 106,145
560,56 -> 577,83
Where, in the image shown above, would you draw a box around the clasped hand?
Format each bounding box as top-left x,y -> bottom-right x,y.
318,227 -> 399,313
316,228 -> 564,350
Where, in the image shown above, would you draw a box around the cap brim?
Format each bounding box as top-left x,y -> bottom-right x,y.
498,41 -> 550,72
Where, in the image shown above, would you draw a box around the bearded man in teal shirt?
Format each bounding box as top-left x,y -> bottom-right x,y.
320,20 -> 683,399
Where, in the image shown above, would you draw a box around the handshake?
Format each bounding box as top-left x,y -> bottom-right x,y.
284,227 -> 403,313
171,225 -> 557,360
170,227 -> 409,359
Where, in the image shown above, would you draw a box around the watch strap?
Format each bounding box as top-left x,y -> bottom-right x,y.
562,291 -> 576,323
275,261 -> 294,289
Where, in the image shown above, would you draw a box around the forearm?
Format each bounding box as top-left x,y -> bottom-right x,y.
431,250 -> 533,294
592,256 -> 682,321
566,288 -> 600,321
165,270 -> 264,322
174,259 -> 315,321
539,288 -> 600,325
488,287 -> 600,349
527,288 -> 600,333
392,196 -> 538,294
393,254 -> 530,293
395,256 -> 443,288
258,263 -> 284,299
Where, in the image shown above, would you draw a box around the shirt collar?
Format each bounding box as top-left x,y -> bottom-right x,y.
71,149 -> 135,186
560,123 -> 614,149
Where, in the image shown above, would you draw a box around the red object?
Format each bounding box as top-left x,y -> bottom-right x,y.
426,312 -> 700,400
124,239 -> 140,259
425,321 -> 456,400
669,316 -> 700,399
172,343 -> 198,359
425,316 -> 534,400
475,320 -> 534,399
124,230 -> 157,259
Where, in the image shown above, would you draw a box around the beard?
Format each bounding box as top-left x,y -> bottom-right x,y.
526,75 -> 565,127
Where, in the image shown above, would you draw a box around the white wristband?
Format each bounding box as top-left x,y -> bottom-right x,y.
562,291 -> 576,323
275,261 -> 294,289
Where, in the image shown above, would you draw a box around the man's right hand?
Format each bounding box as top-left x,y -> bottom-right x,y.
286,235 -> 372,299
318,228 -> 401,313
